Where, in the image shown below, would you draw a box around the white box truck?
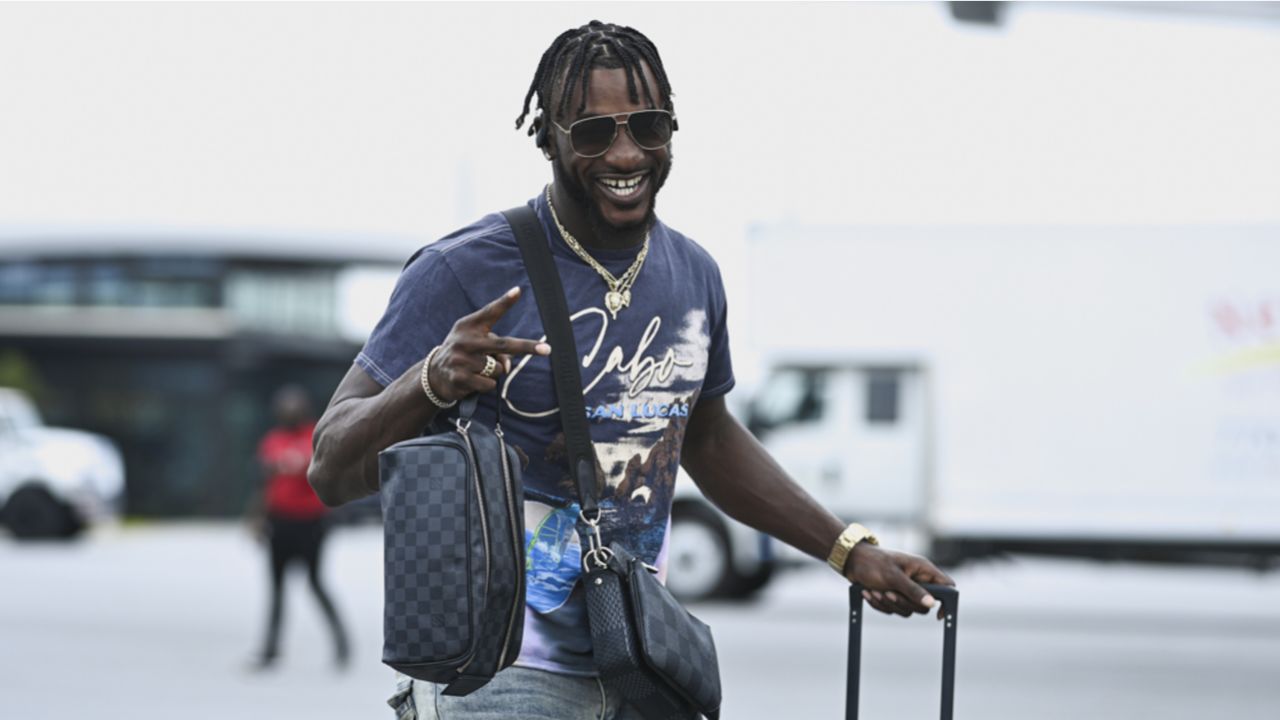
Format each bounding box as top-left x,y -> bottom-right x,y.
666,224 -> 1279,599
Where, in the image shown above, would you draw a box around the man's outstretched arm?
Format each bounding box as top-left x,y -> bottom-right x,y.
680,395 -> 954,618
307,363 -> 438,507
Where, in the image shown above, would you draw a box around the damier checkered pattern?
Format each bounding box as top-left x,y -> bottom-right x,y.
630,558 -> 721,715
584,543 -> 718,719
379,424 -> 526,693
381,438 -> 477,678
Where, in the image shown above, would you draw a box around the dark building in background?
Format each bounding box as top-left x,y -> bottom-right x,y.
0,234 -> 402,518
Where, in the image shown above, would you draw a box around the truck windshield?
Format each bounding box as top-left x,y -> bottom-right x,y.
748,368 -> 827,437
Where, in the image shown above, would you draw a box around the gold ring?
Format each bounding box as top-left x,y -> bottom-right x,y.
479,355 -> 497,378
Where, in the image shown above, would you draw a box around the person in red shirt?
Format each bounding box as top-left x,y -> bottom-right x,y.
248,385 -> 349,670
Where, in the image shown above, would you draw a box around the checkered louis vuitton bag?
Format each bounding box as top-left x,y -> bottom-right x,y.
378,390 -> 526,697
508,205 -> 722,720
582,541 -> 722,720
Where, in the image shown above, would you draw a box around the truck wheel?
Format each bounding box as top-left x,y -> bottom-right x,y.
2,485 -> 79,540
725,561 -> 775,600
667,505 -> 732,602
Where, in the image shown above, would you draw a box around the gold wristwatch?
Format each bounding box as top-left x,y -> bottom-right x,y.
826,522 -> 880,575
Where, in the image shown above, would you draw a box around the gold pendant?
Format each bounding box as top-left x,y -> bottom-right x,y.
605,290 -> 624,319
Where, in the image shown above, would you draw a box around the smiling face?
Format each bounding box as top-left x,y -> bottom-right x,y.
548,62 -> 673,238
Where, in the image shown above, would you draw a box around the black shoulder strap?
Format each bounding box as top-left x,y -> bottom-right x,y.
502,204 -> 600,514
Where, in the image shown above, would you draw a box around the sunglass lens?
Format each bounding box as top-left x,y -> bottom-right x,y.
571,117 -> 618,157
628,111 -> 673,149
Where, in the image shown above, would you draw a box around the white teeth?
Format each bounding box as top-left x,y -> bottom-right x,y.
599,175 -> 644,197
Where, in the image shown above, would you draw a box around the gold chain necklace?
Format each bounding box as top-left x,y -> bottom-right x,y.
545,185 -> 649,320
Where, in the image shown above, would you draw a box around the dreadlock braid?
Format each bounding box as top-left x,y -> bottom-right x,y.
514,20 -> 675,144
604,38 -> 654,110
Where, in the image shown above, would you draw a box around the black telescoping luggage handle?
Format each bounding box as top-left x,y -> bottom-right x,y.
847,582 -> 959,720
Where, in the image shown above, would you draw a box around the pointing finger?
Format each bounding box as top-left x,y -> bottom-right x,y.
468,286 -> 524,328
475,335 -> 550,357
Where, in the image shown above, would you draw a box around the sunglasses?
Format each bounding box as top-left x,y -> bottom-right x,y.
551,109 -> 677,158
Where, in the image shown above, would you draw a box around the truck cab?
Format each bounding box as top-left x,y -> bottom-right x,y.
665,359 -> 932,601
745,360 -> 929,534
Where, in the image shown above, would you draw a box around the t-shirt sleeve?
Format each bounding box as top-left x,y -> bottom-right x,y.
701,260 -> 735,399
355,248 -> 473,387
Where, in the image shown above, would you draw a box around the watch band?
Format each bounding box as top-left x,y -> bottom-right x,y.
827,522 -> 880,575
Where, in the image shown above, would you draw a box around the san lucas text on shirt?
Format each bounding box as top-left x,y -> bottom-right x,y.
585,401 -> 691,422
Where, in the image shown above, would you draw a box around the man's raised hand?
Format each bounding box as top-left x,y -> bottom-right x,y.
425,287 -> 551,403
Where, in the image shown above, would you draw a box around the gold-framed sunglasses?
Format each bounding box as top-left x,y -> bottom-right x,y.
551,109 -> 677,158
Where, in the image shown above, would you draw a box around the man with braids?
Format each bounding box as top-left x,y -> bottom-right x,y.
309,19 -> 954,719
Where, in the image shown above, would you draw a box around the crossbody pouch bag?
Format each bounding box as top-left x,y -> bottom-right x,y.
505,205 -> 722,720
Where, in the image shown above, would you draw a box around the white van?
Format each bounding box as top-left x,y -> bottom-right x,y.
0,388 -> 125,539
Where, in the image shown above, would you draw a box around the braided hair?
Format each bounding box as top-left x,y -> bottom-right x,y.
514,20 -> 674,146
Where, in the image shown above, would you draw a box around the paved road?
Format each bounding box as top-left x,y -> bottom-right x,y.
2,523 -> 1277,719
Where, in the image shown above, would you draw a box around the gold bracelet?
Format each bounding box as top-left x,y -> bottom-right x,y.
420,346 -> 457,409
826,522 -> 880,576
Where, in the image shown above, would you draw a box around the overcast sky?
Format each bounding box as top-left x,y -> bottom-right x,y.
0,0 -> 1277,288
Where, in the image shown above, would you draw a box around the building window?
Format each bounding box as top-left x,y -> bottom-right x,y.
0,259 -> 221,308
225,269 -> 338,337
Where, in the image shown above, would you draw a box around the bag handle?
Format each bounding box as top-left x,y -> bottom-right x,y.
502,204 -> 601,516
424,383 -> 490,436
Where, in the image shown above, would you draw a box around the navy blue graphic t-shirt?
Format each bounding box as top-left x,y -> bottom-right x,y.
357,191 -> 734,676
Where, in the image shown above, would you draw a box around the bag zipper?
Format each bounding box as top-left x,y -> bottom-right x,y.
454,422 -> 490,674
495,425 -> 524,669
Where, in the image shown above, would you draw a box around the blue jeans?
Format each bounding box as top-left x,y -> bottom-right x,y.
388,667 -> 644,720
